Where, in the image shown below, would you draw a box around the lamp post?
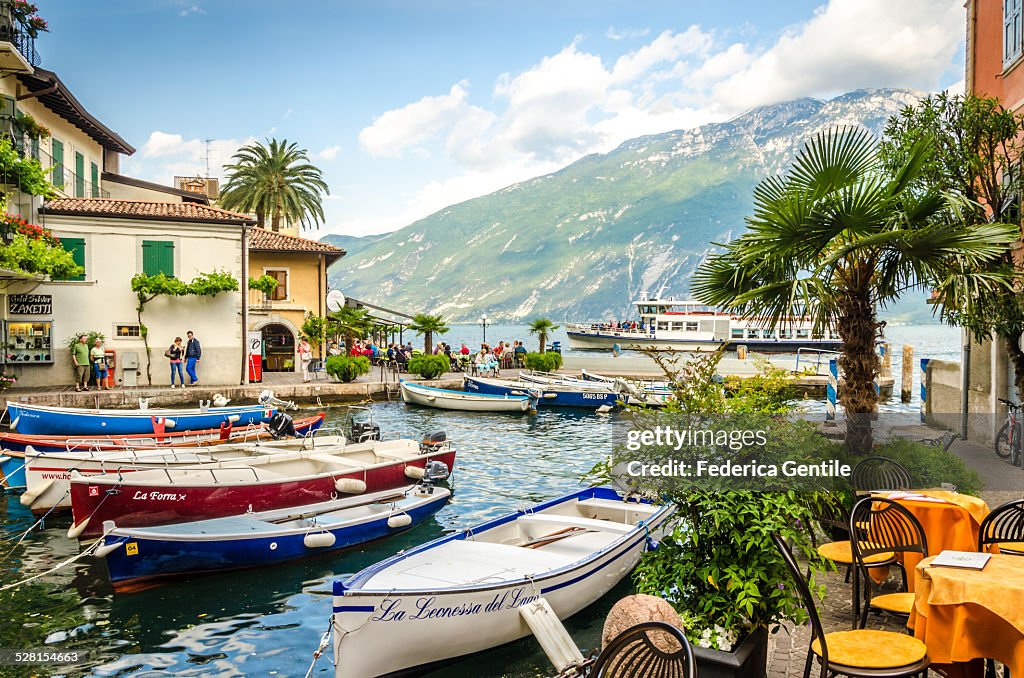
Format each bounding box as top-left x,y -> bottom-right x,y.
479,314 -> 490,345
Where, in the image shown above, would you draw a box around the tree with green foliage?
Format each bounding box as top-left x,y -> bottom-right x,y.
248,274 -> 279,297
131,270 -> 239,384
408,354 -> 450,379
219,139 -> 328,232
880,93 -> 1024,396
527,318 -> 559,353
693,127 -> 1017,454
325,355 -> 371,382
408,313 -> 449,354
301,313 -> 329,354
328,306 -> 374,352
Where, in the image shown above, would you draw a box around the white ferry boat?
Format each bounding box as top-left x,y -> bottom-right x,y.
566,299 -> 841,353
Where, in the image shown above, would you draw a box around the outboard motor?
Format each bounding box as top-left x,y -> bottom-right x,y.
268,411 -> 296,439
350,421 -> 381,443
419,430 -> 447,454
421,459 -> 450,483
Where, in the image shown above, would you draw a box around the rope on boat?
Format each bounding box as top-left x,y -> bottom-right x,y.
304,618 -> 333,678
0,537 -> 103,592
0,488 -> 71,563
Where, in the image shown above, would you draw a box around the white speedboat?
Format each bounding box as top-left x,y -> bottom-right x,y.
399,380 -> 537,413
331,486 -> 671,677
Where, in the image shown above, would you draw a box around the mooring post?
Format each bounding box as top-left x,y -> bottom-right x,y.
920,358 -> 930,423
826,358 -> 838,421
901,344 -> 913,403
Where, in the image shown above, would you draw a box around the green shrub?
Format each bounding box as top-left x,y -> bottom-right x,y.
524,351 -> 561,372
325,355 -> 371,382
408,354 -> 450,379
872,438 -> 983,496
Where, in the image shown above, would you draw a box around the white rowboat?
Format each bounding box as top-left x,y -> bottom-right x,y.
399,380 -> 537,412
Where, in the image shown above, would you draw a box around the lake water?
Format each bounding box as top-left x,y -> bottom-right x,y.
0,323 -> 962,677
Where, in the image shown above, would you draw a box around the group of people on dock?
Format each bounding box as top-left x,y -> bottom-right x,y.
325,337 -> 529,376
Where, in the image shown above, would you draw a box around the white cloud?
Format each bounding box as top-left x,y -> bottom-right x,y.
179,4 -> 205,17
317,145 -> 342,160
132,131 -> 255,184
606,26 -> 650,41
359,81 -> 478,157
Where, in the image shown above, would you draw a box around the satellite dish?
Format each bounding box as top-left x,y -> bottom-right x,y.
327,289 -> 346,312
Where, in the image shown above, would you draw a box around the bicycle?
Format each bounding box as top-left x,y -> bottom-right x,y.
995,398 -> 1022,465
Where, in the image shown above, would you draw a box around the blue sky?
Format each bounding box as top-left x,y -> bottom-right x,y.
41,0 -> 966,236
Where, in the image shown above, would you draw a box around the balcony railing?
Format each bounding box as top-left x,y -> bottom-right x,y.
249,289 -> 272,312
0,4 -> 40,68
0,114 -> 110,199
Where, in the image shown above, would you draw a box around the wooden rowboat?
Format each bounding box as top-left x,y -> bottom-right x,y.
399,380 -> 537,412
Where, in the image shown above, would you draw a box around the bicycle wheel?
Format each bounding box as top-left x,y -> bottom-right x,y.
995,421 -> 1012,459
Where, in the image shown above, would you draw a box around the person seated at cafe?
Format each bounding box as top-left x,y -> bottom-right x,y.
328,342 -> 342,356
460,343 -> 470,355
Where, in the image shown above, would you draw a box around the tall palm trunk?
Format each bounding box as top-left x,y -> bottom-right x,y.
425,330 -> 433,355
539,334 -> 547,353
835,266 -> 880,455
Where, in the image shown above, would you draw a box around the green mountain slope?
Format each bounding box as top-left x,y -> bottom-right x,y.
327,89 -> 936,322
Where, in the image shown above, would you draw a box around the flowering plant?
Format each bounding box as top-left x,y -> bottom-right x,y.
0,213 -> 59,246
0,372 -> 17,391
10,1 -> 38,20
25,15 -> 47,35
15,112 -> 50,141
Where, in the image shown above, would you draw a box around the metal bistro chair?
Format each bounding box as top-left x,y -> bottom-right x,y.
851,456 -> 913,495
849,497 -> 928,629
978,498 -> 1024,555
771,533 -> 929,678
307,359 -> 325,381
588,621 -> 697,678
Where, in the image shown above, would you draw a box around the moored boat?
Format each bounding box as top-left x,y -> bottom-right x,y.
4,401 -> 276,436
67,434 -> 456,538
399,380 -> 537,413
330,486 -> 671,678
0,413 -> 325,492
463,375 -> 621,409
97,483 -> 451,589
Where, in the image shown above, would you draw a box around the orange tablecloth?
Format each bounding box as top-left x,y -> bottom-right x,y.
910,554 -> 1024,676
869,491 -> 989,591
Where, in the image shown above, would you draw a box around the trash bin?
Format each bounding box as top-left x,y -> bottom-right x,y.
249,354 -> 263,383
103,350 -> 117,388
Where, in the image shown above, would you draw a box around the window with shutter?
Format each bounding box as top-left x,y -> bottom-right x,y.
51,139 -> 64,188
142,240 -> 175,277
266,269 -> 289,300
57,237 -> 86,281
1006,0 -> 1023,67
90,162 -> 99,197
75,152 -> 85,197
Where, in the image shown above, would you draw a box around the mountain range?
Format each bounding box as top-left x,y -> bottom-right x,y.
324,88 -> 938,324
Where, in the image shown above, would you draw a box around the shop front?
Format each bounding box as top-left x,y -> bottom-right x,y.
260,323 -> 295,372
3,293 -> 54,367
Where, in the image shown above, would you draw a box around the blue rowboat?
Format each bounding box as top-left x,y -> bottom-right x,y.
463,375 -> 621,409
330,486 -> 671,678
4,401 -> 276,436
97,483 -> 451,589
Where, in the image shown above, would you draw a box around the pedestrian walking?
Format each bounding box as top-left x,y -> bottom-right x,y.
166,336 -> 184,387
90,338 -> 108,390
185,330 -> 202,385
298,337 -> 313,383
72,334 -> 90,391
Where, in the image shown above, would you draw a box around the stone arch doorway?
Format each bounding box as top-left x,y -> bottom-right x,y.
261,323 -> 295,372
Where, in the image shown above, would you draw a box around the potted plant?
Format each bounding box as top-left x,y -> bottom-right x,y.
595,349 -> 837,678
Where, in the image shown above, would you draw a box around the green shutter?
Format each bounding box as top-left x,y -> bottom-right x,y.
58,237 -> 86,281
30,137 -> 38,160
90,162 -> 99,197
51,139 -> 64,188
75,152 -> 85,197
142,240 -> 174,277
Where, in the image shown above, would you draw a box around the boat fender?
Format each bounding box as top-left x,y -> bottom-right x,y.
404,466 -> 426,480
164,418 -> 177,429
543,393 -> 557,399
94,540 -> 126,558
10,415 -> 19,430
335,478 -> 367,494
596,404 -> 613,414
387,513 -> 412,529
67,518 -> 90,539
303,531 -> 336,548
0,455 -> 9,464
19,479 -> 53,507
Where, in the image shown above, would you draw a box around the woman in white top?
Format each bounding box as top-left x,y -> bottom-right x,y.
298,338 -> 313,383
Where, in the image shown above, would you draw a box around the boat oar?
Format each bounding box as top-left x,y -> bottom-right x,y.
524,526 -> 596,549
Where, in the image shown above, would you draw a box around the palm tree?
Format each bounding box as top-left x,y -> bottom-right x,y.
329,306 -> 373,353
408,313 -> 449,354
693,127 -> 1016,454
528,318 -> 560,353
219,139 -> 328,232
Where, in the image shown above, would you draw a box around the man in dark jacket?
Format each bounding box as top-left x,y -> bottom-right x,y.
185,330 -> 202,385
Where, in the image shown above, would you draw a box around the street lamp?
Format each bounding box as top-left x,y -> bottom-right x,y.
479,314 -> 490,345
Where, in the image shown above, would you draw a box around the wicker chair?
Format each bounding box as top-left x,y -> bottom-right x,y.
849,497 -> 928,629
772,533 -> 929,678
978,498 -> 1024,555
851,456 -> 913,495
589,621 -> 696,678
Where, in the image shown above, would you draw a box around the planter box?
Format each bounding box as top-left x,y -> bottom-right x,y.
692,627 -> 768,678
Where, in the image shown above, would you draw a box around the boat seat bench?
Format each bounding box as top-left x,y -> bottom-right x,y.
575,498 -> 658,514
517,514 -> 634,535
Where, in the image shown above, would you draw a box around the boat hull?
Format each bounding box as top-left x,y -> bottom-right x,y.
463,376 -> 619,409
566,331 -> 841,353
101,486 -> 450,589
68,448 -> 457,537
400,381 -> 531,412
331,487 -> 670,678
5,402 -> 276,436
0,414 -> 325,492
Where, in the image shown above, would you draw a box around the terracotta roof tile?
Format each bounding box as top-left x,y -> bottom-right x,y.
42,198 -> 255,224
248,227 -> 346,256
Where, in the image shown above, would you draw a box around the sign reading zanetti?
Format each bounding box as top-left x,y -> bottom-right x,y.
8,294 -> 53,315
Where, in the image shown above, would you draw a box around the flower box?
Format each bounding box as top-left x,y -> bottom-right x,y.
692,627 -> 768,678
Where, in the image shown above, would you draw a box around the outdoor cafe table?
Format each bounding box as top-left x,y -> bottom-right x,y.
909,554 -> 1024,677
869,490 -> 990,591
